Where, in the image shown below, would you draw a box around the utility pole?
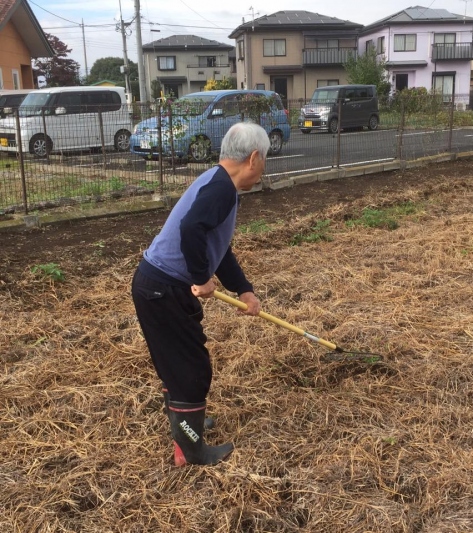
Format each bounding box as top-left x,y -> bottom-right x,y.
81,19 -> 88,78
134,0 -> 148,102
117,0 -> 132,103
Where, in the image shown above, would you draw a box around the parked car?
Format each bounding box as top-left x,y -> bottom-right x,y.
0,86 -> 132,157
298,84 -> 379,134
0,90 -> 32,119
130,89 -> 291,162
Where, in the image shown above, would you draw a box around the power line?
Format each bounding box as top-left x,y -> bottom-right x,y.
29,0 -> 81,26
146,21 -> 235,30
177,0 -> 220,28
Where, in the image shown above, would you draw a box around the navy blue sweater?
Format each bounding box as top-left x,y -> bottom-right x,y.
140,165 -> 253,295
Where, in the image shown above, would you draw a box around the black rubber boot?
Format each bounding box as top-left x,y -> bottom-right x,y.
162,386 -> 215,430
168,400 -> 234,466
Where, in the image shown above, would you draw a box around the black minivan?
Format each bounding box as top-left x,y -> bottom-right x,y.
298,84 -> 379,134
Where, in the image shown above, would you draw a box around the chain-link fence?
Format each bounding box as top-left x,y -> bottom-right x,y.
1,92 -> 472,214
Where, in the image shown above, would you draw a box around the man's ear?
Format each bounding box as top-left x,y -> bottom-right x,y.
249,150 -> 259,168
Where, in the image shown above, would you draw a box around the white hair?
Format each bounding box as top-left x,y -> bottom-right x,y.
219,122 -> 270,162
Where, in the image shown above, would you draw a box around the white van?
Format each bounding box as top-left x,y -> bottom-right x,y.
0,86 -> 132,157
0,89 -> 33,119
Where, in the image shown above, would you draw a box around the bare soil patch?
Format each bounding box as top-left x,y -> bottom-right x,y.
1,159 -> 473,532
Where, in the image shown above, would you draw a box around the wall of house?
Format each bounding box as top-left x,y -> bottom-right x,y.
144,49 -> 233,97
359,22 -> 473,98
0,21 -> 34,89
235,31 -> 356,100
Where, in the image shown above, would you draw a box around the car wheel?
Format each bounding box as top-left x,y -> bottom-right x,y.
328,118 -> 339,134
29,134 -> 52,158
268,131 -> 282,156
189,136 -> 210,162
114,130 -> 131,151
368,115 -> 379,131
300,129 -> 311,134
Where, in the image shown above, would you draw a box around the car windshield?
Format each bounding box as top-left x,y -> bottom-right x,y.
18,93 -> 52,117
310,89 -> 339,104
171,95 -> 215,116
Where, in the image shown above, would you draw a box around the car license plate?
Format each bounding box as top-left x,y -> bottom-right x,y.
0,138 -> 8,147
304,121 -> 312,127
140,139 -> 151,149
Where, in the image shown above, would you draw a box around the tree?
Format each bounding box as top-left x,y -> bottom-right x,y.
33,34 -> 80,87
343,46 -> 391,97
87,57 -> 139,99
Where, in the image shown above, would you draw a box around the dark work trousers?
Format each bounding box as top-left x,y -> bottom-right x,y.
131,268 -> 212,403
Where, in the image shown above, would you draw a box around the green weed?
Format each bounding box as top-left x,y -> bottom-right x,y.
345,202 -> 420,230
291,219 -> 332,245
31,263 -> 64,282
238,220 -> 271,234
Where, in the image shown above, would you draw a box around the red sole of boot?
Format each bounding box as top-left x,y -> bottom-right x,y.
174,442 -> 187,467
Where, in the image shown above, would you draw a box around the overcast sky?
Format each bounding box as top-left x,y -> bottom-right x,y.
29,0 -> 471,77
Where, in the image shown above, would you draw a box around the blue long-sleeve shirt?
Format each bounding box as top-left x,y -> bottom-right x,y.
140,165 -> 253,295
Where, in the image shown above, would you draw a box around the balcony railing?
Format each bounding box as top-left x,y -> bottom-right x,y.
432,43 -> 473,61
186,64 -> 230,68
303,47 -> 357,66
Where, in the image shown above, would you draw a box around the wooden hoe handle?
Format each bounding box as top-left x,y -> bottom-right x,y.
213,290 -> 339,352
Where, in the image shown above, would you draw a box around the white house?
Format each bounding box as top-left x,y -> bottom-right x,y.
359,6 -> 473,107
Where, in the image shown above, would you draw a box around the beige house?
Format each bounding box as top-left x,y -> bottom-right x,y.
229,10 -> 363,101
142,35 -> 235,98
0,0 -> 53,90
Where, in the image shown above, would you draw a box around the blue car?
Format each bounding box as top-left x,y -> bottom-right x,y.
130,89 -> 290,162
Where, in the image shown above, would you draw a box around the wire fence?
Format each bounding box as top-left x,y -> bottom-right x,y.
1,93 -> 472,215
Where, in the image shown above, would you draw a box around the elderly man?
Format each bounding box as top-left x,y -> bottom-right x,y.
131,122 -> 269,466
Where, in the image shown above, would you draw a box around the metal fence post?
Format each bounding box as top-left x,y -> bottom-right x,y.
98,110 -> 107,171
335,98 -> 342,168
41,109 -> 50,163
14,109 -> 28,214
447,94 -> 455,153
397,100 -> 405,161
157,103 -> 163,193
168,102 -> 176,175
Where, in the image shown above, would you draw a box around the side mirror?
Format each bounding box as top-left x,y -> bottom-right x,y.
212,108 -> 224,117
55,107 -> 67,115
3,107 -> 13,115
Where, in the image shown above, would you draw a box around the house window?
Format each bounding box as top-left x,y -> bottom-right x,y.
238,40 -> 245,60
198,56 -> 216,67
317,39 -> 338,48
365,40 -> 374,53
255,83 -> 265,90
317,79 -> 339,87
394,34 -> 417,52
263,39 -> 286,57
434,33 -> 456,45
433,73 -> 455,101
158,56 -> 176,71
12,69 -> 20,90
377,36 -> 386,54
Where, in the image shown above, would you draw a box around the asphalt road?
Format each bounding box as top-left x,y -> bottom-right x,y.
264,127 -> 473,178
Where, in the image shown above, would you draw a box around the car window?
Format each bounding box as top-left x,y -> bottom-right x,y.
311,89 -> 339,103
82,91 -> 121,112
57,92 -> 82,114
213,94 -> 240,117
172,95 -> 215,116
2,94 -> 26,107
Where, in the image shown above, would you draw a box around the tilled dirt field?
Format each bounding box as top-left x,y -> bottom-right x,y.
1,159 -> 473,532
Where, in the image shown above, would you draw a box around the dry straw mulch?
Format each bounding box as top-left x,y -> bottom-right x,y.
1,173 -> 473,532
